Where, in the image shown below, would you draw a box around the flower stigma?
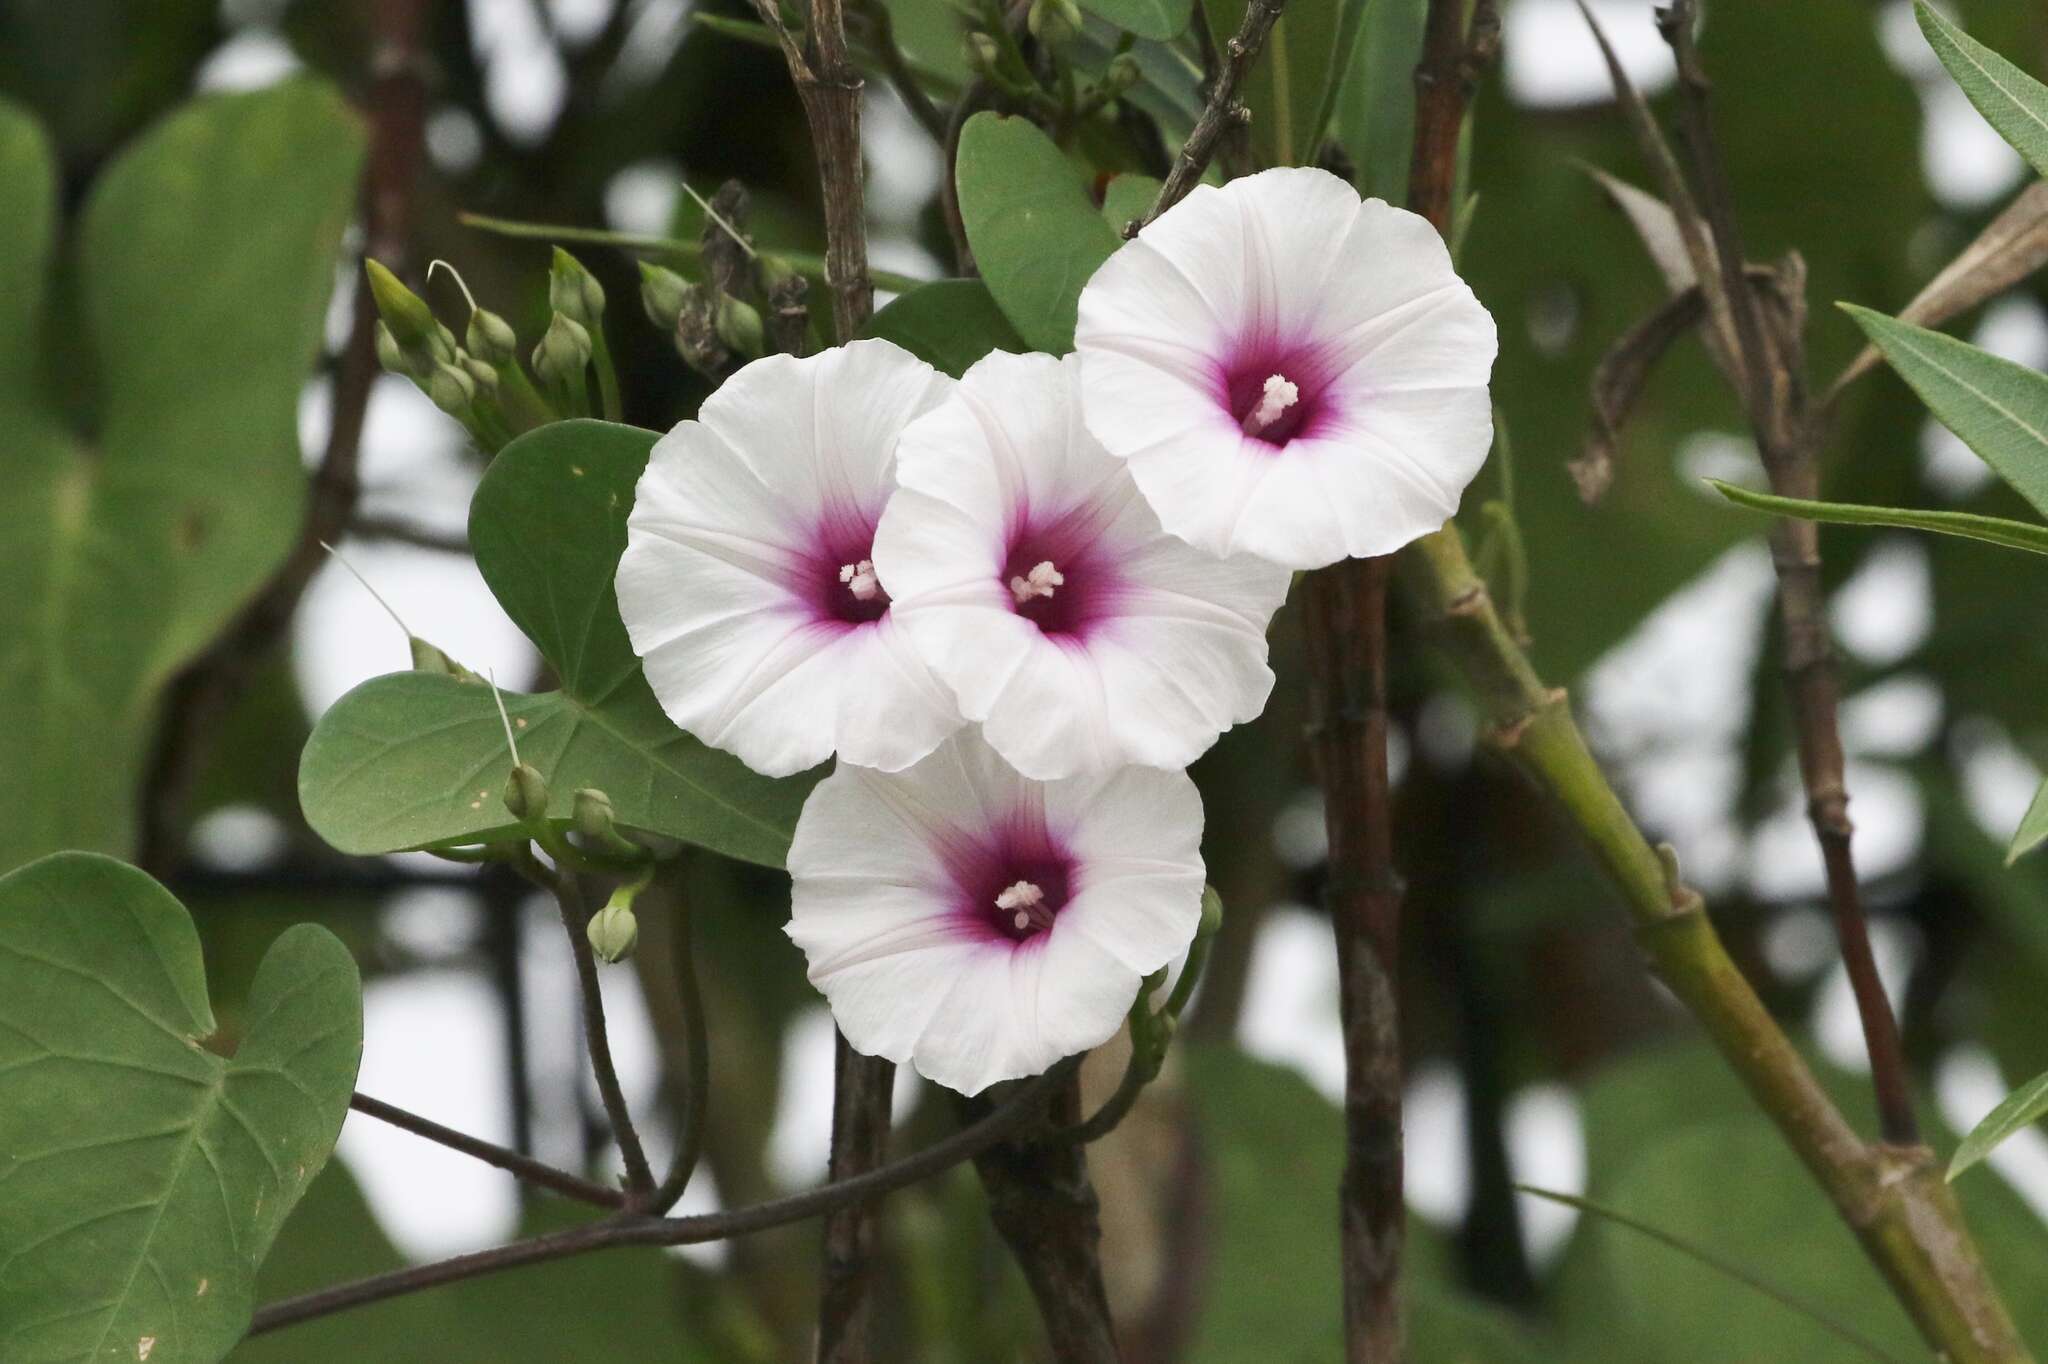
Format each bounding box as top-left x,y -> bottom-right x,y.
838,559 -> 881,601
1241,373 -> 1300,437
1009,560 -> 1065,605
995,879 -> 1052,933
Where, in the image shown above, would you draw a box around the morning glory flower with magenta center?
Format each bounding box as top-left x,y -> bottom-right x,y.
872,350 -> 1291,780
784,731 -> 1206,1095
616,340 -> 963,777
1074,166 -> 1498,570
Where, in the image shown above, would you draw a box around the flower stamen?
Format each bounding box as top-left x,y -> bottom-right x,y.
1241,373 -> 1300,436
838,559 -> 880,601
995,879 -> 1052,933
1009,560 -> 1065,605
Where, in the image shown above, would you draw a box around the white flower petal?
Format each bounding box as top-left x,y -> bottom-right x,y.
784,733 -> 1205,1095
1075,166 -> 1498,569
878,351 -> 1288,777
617,340 -> 964,776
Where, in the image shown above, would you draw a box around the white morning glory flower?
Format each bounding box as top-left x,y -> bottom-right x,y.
1074,166 -> 1499,570
784,731 -> 1206,1095
872,350 -> 1291,780
616,340 -> 964,777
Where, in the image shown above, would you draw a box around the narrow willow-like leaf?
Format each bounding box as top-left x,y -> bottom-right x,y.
0,853 -> 361,1364
1519,1186 -> 1909,1364
1074,0 -> 1190,41
299,421 -> 811,867
954,113 -> 1121,353
1950,1069 -> 2048,1180
2009,775 -> 2048,865
1916,0 -> 2048,180
1844,303 -> 2048,519
1708,479 -> 2048,557
1335,0 -> 1428,203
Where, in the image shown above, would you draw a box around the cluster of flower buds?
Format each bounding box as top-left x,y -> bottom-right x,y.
367,248 -> 618,451
635,179 -> 802,380
962,16 -> 1138,120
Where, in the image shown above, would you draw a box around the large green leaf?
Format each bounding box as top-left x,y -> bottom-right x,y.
1845,304 -> 2048,519
862,279 -> 1026,377
1916,1 -> 2048,179
0,853 -> 361,1364
298,421 -> 811,869
955,113 -> 1122,353
1075,0 -> 1191,41
1204,0 -> 1348,167
1710,479 -> 2048,557
0,84 -> 364,875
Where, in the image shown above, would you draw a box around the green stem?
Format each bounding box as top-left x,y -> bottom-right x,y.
588,328 -> 623,422
652,888 -> 709,1213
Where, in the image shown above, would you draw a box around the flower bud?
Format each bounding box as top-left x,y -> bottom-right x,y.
638,262 -> 690,330
503,761 -> 550,823
964,32 -> 1002,77
587,900 -> 640,964
573,788 -> 617,841
1027,0 -> 1081,47
549,247 -> 607,329
1199,883 -> 1224,938
716,296 -> 765,359
532,312 -> 593,387
1103,52 -> 1141,95
425,360 -> 477,415
459,351 -> 501,396
466,307 -> 518,367
365,259 -> 439,353
409,636 -> 460,675
374,321 -> 416,378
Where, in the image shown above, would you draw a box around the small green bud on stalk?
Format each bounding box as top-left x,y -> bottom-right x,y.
365,259 -> 439,352
716,296 -> 765,359
638,262 -> 690,330
548,247 -> 607,329
425,360 -> 477,416
409,636 -> 458,674
532,312 -> 593,388
964,32 -> 1002,77
1103,52 -> 1141,95
503,761 -> 550,823
587,899 -> 640,964
375,321 -> 416,377
573,788 -> 617,840
1027,0 -> 1082,47
1199,884 -> 1224,938
459,352 -> 501,396
465,307 -> 519,367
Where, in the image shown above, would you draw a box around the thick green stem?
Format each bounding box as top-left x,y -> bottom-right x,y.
1396,523 -> 2031,1364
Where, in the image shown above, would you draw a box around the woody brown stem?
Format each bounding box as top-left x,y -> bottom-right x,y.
1132,0 -> 1289,232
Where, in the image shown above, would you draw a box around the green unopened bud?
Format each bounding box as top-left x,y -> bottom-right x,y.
549,247 -> 607,329
410,636 -> 457,674
587,900 -> 640,964
532,312 -> 593,387
573,788 -> 617,840
756,254 -> 799,295
1199,884 -> 1224,938
716,297 -> 765,359
375,321 -> 416,377
366,259 -> 439,352
638,262 -> 690,330
459,352 -> 500,396
1027,0 -> 1081,47
466,307 -> 518,367
503,761 -> 550,822
425,360 -> 477,415
1103,52 -> 1141,95
964,32 -> 1002,76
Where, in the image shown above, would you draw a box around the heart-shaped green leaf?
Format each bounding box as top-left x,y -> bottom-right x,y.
863,279 -> 1026,377
1100,172 -> 1162,233
0,852 -> 361,1364
0,84 -> 364,876
299,420 -> 812,868
955,113 -> 1122,353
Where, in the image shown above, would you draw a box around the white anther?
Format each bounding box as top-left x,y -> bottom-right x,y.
838,559 -> 880,601
1009,560 -> 1064,605
996,880 -> 1044,911
1242,372 -> 1300,435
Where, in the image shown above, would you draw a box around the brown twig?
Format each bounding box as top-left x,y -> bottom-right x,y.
964,1074 -> 1121,1362
137,0 -> 429,874
1655,0 -> 1915,1146
743,4 -> 891,1351
247,1060 -> 1078,1337
348,1092 -> 624,1209
1131,0 -> 1290,234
